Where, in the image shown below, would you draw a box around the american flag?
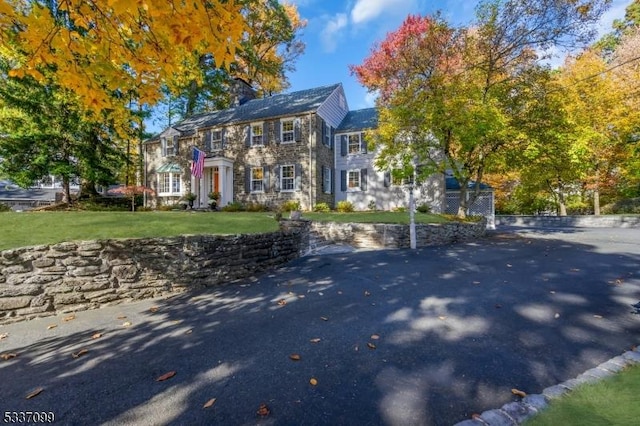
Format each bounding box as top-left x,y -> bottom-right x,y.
191,147 -> 205,178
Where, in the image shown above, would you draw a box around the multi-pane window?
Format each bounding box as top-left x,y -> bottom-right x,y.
323,167 -> 332,194
281,120 -> 294,143
251,167 -> 264,192
324,122 -> 331,146
251,124 -> 263,146
348,170 -> 361,190
212,130 -> 223,150
281,165 -> 295,191
348,134 -> 361,154
162,137 -> 175,156
158,173 -> 181,194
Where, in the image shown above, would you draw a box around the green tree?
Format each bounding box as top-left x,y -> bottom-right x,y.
353,0 -> 609,218
0,64 -> 124,203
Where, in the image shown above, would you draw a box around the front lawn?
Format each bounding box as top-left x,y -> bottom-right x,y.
526,364 -> 640,426
0,211 -> 279,251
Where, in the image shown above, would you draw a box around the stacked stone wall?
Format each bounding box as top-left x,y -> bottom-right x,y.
0,230 -> 302,324
308,219 -> 486,249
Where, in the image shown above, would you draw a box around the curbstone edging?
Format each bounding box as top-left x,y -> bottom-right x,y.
453,346 -> 640,425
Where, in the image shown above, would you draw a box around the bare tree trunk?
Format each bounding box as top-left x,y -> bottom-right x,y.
593,169 -> 601,215
61,176 -> 72,205
457,186 -> 468,219
558,191 -> 567,216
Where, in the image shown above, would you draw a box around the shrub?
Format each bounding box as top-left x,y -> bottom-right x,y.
601,198 -> 640,214
245,202 -> 269,212
367,200 -> 377,211
336,200 -> 354,212
0,203 -> 11,212
313,202 -> 331,213
221,201 -> 245,212
280,200 -> 301,212
392,206 -> 407,213
416,203 -> 431,214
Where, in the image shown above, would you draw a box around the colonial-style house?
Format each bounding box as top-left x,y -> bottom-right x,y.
144,81 -> 348,210
144,81 -> 491,224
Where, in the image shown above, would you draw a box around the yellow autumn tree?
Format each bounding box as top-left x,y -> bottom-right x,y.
559,49 -> 637,214
0,0 -> 248,119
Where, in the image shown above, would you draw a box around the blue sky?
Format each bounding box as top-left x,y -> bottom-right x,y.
283,0 -> 632,112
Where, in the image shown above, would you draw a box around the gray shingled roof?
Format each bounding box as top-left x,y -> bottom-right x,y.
0,180 -> 59,202
336,108 -> 378,132
149,83 -> 342,141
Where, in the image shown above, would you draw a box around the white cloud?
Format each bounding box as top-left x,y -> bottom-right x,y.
595,0 -> 629,39
351,0 -> 418,25
320,13 -> 348,53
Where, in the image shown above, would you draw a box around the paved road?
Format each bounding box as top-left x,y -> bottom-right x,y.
1,227 -> 639,425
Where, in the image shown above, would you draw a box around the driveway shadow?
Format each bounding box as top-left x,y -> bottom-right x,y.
1,230 -> 639,425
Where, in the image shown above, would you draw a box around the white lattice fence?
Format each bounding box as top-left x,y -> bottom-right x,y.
445,190 -> 495,229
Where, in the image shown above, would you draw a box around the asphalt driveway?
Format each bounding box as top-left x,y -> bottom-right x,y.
1,227 -> 639,425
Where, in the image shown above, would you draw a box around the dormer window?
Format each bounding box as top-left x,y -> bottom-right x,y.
161,135 -> 178,157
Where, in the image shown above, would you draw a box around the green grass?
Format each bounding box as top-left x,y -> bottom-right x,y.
526,364 -> 640,426
304,211 -> 449,224
0,211 -> 279,251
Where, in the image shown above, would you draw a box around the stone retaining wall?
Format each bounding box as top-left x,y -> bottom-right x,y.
0,230 -> 302,324
308,218 -> 487,249
496,215 -> 640,228
0,218 -> 486,324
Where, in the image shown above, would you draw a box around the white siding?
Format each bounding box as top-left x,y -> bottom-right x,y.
317,85 -> 349,128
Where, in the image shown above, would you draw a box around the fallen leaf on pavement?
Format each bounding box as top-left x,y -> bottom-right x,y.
472,281 -> 481,285
472,413 -> 482,420
320,317 -> 329,321
511,388 -> 527,398
122,321 -> 132,327
309,338 -> 321,343
72,349 -> 88,359
370,334 -> 380,340
297,294 -> 305,299
26,387 -> 43,399
438,316 -> 447,321
593,315 -> 603,319
277,299 -> 287,306
309,378 -> 318,386
367,343 -> 376,350
63,314 -> 76,322
117,315 -> 127,319
289,354 -> 301,361
47,324 -> 57,330
506,264 -> 512,268
0,333 -> 8,340
554,313 -> 560,319
91,333 -> 103,339
185,329 -> 193,335
364,291 -> 371,296
256,403 -> 270,417
570,268 -> 580,272
156,371 -> 176,382
149,307 -> 159,313
1,353 -> 17,360
203,398 -> 217,409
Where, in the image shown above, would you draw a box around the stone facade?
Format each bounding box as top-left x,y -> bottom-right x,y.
0,230 -> 303,324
